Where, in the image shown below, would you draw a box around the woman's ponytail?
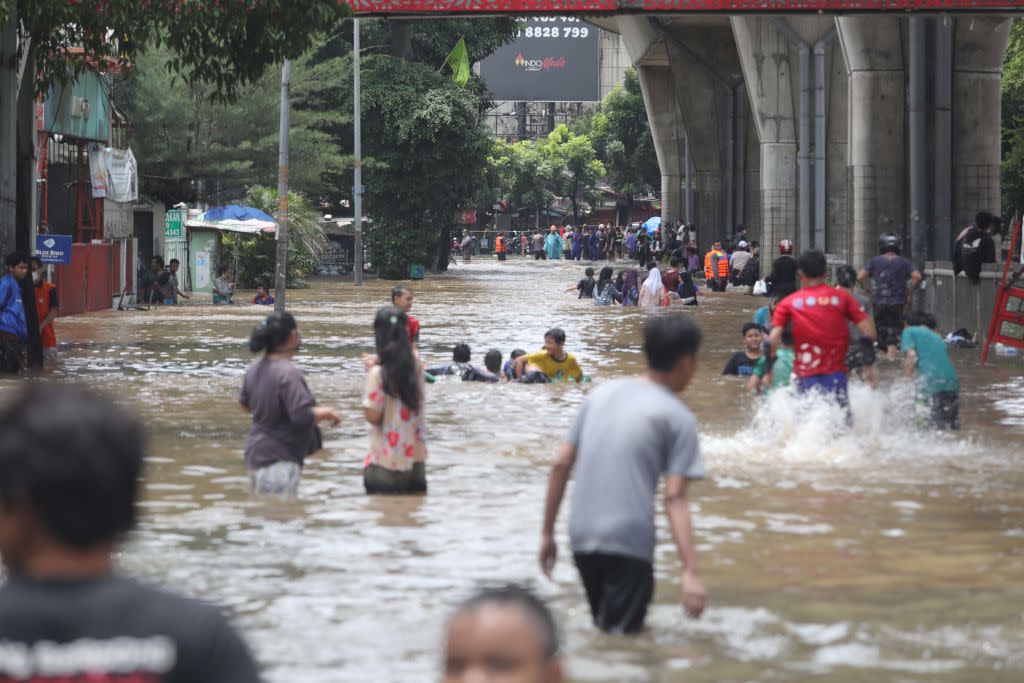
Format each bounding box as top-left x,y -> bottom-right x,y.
249,311 -> 297,354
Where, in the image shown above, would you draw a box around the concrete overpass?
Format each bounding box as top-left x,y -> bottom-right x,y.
589,12 -> 1013,267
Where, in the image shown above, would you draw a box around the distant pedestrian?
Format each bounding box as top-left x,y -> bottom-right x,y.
540,314 -> 707,633
30,257 -> 59,364
241,311 -> 342,496
902,311 -> 960,430
545,226 -> 563,260
767,240 -> 798,301
857,232 -> 922,361
0,251 -> 29,374
392,285 -> 420,344
532,230 -> 546,260
363,306 -> 428,494
212,265 -> 236,304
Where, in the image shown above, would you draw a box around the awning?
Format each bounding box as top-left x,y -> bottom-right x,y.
184,218 -> 276,234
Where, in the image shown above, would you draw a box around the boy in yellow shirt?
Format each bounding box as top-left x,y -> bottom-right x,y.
513,328 -> 584,383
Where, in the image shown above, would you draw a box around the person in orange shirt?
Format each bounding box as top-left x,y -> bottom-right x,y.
29,257 -> 58,363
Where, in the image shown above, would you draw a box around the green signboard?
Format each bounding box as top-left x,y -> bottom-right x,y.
165,209 -> 185,239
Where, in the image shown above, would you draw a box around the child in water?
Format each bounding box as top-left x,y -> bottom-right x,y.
363,306 -> 429,493
902,311 -> 960,430
749,328 -> 794,394
566,267 -> 597,298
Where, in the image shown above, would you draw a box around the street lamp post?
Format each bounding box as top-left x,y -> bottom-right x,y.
274,59 -> 292,311
353,19 -> 364,286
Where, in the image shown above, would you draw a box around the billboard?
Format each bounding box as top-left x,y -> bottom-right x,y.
345,1 -> 1024,14
480,17 -> 600,102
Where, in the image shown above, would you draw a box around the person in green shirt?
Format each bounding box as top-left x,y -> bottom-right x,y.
748,329 -> 794,394
901,311 -> 960,430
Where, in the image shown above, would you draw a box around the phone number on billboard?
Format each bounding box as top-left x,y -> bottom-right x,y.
518,25 -> 590,38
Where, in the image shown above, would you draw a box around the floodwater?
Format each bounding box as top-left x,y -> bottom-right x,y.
32,257 -> 1024,681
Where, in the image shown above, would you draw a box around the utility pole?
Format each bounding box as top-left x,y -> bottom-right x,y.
274,59 -> 291,311
353,19 -> 364,286
0,17 -> 18,256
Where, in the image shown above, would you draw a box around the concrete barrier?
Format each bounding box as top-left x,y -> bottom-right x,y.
923,261 -> 1002,337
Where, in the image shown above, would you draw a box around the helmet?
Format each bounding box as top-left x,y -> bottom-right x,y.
779,239 -> 794,255
879,232 -> 901,254
834,264 -> 858,289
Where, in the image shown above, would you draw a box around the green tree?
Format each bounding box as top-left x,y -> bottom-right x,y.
540,124 -> 605,224
355,55 -> 494,278
488,138 -> 557,230
0,0 -> 346,253
583,69 -> 659,224
222,185 -> 327,289
1003,18 -> 1024,211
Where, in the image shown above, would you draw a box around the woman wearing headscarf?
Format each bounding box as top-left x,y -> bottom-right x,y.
593,266 -> 623,306
638,261 -> 667,308
621,268 -> 640,306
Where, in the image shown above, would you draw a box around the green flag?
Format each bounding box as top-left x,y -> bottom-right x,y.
445,37 -> 470,87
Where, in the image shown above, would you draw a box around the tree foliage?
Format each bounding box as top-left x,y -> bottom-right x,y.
488,139 -> 557,220
539,124 -> 605,224
1003,18 -> 1024,211
222,185 -> 326,289
2,0 -> 347,97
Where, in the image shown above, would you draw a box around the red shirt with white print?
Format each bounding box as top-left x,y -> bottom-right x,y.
771,284 -> 868,378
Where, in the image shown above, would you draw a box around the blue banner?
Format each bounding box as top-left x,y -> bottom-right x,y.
35,234 -> 73,265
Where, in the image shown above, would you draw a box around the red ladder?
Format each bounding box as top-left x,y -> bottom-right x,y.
981,212 -> 1024,364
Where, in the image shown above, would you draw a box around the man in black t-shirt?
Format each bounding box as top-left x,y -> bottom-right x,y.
0,383 -> 260,683
767,239 -> 798,301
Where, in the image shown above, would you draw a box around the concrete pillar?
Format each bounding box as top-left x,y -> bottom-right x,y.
951,15 -> 1012,232
838,15 -> 906,269
732,16 -> 798,258
634,65 -> 685,225
663,38 -> 728,243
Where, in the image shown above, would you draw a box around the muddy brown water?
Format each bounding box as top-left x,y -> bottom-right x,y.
17,257 -> 1024,682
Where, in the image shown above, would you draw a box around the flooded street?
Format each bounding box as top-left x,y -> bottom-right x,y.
31,257 -> 1024,682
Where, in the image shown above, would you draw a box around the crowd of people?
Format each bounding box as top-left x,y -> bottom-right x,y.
0,211 -> 995,682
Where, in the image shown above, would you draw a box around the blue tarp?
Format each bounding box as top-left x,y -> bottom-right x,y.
642,216 -> 662,234
201,205 -> 275,223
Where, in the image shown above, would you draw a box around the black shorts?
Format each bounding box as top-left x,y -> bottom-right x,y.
846,337 -> 876,372
923,391 -> 960,430
364,462 -> 427,494
497,252 -> 506,261
573,552 -> 654,634
874,304 -> 906,349
0,334 -> 25,374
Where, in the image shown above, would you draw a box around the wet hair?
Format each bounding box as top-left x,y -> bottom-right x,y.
510,349 -> 526,360
544,328 -> 566,345
798,250 -> 828,278
249,311 -> 298,353
373,306 -> 421,413
975,211 -> 994,231
598,266 -> 613,284
584,267 -> 594,277
453,343 -> 471,363
646,260 -> 657,271
169,258 -> 180,266
152,256 -> 165,268
670,257 -> 680,267
30,256 -> 42,268
0,383 -> 143,549
906,311 -> 938,330
742,322 -> 762,336
484,349 -> 502,374
216,264 -> 229,276
391,285 -> 411,303
644,314 -> 703,371
452,584 -> 559,659
834,264 -> 858,289
5,251 -> 28,268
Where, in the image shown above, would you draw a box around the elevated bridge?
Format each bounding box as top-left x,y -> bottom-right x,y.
344,1 -> 1024,267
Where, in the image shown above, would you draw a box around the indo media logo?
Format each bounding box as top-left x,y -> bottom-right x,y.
514,53 -> 566,73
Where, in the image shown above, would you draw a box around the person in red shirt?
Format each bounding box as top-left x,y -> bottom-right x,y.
768,250 -> 875,408
29,257 -> 58,363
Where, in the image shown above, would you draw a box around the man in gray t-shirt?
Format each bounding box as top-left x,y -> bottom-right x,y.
540,315 -> 707,634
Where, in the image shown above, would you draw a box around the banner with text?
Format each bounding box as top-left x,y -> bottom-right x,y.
480,17 -> 599,102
